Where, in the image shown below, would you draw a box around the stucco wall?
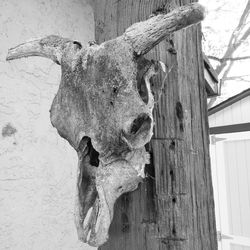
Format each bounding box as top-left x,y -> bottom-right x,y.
0,0 -> 96,249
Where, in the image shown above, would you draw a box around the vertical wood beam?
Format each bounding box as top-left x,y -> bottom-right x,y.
94,0 -> 217,249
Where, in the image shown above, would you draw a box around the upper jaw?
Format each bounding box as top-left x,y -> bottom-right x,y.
75,144 -> 149,247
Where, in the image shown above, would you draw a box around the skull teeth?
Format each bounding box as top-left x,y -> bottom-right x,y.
83,207 -> 93,229
86,230 -> 91,242
76,140 -> 150,247
95,208 -> 101,233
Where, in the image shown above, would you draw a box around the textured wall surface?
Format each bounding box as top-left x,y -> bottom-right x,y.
0,0 -> 95,249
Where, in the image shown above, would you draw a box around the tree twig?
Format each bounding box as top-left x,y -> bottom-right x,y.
208,55 -> 250,62
223,75 -> 250,81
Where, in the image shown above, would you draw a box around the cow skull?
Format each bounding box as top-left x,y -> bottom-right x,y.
6,3 -> 204,247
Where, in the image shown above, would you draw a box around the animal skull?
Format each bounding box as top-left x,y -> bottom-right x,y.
6,3 -> 204,247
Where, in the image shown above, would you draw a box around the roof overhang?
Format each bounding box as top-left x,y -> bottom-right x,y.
208,88 -> 250,115
203,54 -> 219,97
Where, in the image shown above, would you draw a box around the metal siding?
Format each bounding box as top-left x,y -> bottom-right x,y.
217,110 -> 225,126
240,140 -> 250,237
231,102 -> 242,125
209,96 -> 250,127
209,113 -> 215,127
224,141 -> 242,235
245,140 -> 250,227
209,114 -> 217,127
224,140 -> 250,237
209,139 -> 221,231
240,96 -> 250,123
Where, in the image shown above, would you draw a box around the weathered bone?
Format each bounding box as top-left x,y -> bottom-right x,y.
6,3 -> 205,247
123,3 -> 205,55
86,147 -> 149,246
6,35 -> 75,64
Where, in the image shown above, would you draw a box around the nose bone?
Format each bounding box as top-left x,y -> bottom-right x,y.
122,113 -> 153,149
130,113 -> 152,134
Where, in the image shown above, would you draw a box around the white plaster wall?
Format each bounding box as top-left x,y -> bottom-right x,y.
0,0 -> 96,249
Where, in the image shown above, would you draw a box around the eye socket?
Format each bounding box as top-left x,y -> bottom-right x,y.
137,77 -> 149,104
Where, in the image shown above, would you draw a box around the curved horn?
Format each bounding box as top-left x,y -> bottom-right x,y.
6,35 -> 72,65
123,3 -> 205,55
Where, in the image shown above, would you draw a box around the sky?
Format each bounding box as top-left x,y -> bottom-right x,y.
200,0 -> 250,104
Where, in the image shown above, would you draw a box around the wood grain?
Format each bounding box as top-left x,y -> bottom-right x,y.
123,3 -> 205,55
94,0 -> 217,249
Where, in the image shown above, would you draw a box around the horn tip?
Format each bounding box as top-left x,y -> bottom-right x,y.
190,2 -> 206,20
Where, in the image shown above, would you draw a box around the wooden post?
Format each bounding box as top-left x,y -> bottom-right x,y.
94,0 -> 217,249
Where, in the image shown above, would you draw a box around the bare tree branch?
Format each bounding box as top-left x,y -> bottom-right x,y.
208,55 -> 250,62
208,1 -> 250,108
223,75 -> 250,81
215,0 -> 250,74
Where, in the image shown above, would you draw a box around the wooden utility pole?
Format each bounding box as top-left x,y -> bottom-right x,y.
94,0 -> 217,249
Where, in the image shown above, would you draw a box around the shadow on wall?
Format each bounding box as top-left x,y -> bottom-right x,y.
0,0 -> 96,249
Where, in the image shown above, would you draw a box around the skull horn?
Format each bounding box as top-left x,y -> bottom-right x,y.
123,3 -> 205,55
6,35 -> 73,65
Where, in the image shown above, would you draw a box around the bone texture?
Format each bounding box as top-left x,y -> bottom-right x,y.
123,3 -> 205,55
6,3 -> 205,247
6,35 -> 73,64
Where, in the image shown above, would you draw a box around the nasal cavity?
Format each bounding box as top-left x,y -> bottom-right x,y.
130,113 -> 151,134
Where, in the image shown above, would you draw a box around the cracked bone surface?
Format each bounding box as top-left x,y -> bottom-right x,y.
6,3 -> 204,247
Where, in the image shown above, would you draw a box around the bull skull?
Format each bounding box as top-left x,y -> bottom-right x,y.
6,3 -> 204,247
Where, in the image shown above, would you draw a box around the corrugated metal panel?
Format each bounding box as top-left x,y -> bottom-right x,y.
209,95 -> 250,127
224,139 -> 250,238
